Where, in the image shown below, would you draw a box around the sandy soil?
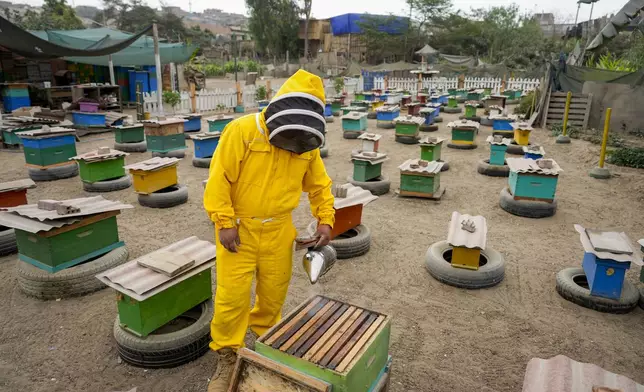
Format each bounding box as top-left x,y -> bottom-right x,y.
1,107 -> 644,392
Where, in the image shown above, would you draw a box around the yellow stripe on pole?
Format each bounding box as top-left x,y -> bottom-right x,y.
562,91 -> 572,136
599,108 -> 611,168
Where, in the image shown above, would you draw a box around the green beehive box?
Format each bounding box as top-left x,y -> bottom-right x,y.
464,104 -> 477,118
353,160 -> 382,182
146,134 -> 186,153
24,144 -> 77,167
113,125 -> 145,143
448,96 -> 458,108
256,295 -> 391,392
72,148 -> 128,183
398,159 -> 444,198
419,137 -> 445,162
400,172 -> 440,194
394,115 -> 423,137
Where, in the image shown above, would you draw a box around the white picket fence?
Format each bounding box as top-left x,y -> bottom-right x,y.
373,76 -> 539,95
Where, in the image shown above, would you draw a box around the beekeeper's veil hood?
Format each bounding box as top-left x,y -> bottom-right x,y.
263,69 -> 326,154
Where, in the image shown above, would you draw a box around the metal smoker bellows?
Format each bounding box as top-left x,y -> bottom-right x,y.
302,245 -> 337,284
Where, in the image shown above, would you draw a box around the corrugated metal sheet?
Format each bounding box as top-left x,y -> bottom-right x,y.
523,145 -> 545,155
110,123 -> 143,130
486,135 -> 512,146
398,159 -> 443,174
0,211 -> 81,233
351,151 -> 388,164
376,105 -> 400,112
448,120 -> 480,130
141,118 -> 187,126
447,211 -> 487,250
207,115 -> 234,122
342,111 -> 368,120
177,113 -> 202,119
394,115 -> 424,125
190,132 -> 221,140
489,105 -> 504,111
0,179 -> 36,193
124,157 -> 180,172
522,355 -> 644,392
105,112 -> 128,126
506,158 -> 563,176
15,126 -> 75,138
419,136 -> 445,146
5,116 -> 59,125
71,148 -> 128,162
426,103 -> 442,109
5,196 -> 133,221
465,101 -> 480,107
357,133 -> 381,142
334,184 -> 378,209
574,224 -> 642,265
96,236 -> 216,301
512,122 -> 534,131
489,114 -> 518,121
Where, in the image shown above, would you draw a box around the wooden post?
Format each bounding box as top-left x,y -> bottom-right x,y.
384,75 -> 389,90
190,81 -> 197,113
501,74 -> 506,93
236,81 -> 242,107
458,74 -> 464,89
562,91 -> 572,137
417,72 -> 422,95
266,80 -> 272,100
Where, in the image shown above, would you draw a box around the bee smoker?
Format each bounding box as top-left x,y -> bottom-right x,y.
302,245 -> 337,284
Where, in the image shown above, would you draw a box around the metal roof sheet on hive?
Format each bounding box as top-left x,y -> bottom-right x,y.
522,355 -> 644,392
357,133 -> 382,141
506,158 -> 563,176
342,106 -> 367,112
124,157 -> 180,172
96,236 -> 217,301
523,145 -> 545,155
351,151 -> 388,164
398,159 -> 443,174
419,136 -> 445,146
4,196 -> 133,221
71,148 -> 128,162
105,112 -> 128,126
447,211 -> 487,250
489,113 -> 518,121
419,107 -> 437,114
448,119 -> 480,130
512,122 -> 534,131
342,111 -> 368,120
488,105 -> 504,111
573,224 -> 642,265
484,94 -> 507,99
0,179 -> 36,193
486,135 -> 512,146
0,211 -> 81,233
15,126 -> 76,138
393,115 -> 424,125
376,105 -> 400,112
190,132 -> 221,140
464,101 -> 479,106
5,116 -> 59,125
141,117 -> 187,126
333,183 -> 378,209
177,113 -> 203,119
110,123 -> 144,129
425,102 -> 442,108
405,102 -> 422,107
207,114 -> 234,121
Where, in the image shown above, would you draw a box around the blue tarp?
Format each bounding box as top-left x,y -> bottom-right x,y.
329,13 -> 409,35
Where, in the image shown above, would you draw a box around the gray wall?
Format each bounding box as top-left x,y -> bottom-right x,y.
582,81 -> 644,132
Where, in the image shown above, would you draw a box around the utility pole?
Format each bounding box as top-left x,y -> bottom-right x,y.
153,23 -> 164,116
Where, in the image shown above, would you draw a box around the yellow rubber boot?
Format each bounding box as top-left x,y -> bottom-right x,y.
207,348 -> 237,392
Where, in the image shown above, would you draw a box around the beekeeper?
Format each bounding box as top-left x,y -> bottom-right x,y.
204,69 -> 335,391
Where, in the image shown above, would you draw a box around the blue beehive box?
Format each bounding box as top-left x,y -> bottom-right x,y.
376,107 -> 400,122
419,107 -> 437,125
575,225 -> 640,300
486,136 -> 512,166
492,116 -> 515,131
438,94 -> 449,105
363,92 -> 375,101
257,100 -> 269,111
506,158 -> 562,201
72,111 -> 106,127
207,115 -> 234,133
324,102 -> 333,117
342,112 -> 368,132
179,114 -> 202,133
523,145 -> 546,160
190,132 -> 221,158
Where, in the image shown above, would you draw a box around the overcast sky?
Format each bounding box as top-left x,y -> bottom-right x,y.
19,0 -> 623,24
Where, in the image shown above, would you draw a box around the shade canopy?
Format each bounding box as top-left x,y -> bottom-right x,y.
586,0 -> 644,50
415,44 -> 438,56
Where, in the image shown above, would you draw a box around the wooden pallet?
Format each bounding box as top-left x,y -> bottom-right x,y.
543,92 -> 592,129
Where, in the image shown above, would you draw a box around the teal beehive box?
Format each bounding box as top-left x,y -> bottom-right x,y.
506,158 -> 563,202
207,114 -> 234,133
342,112 -> 368,132
486,135 -> 511,166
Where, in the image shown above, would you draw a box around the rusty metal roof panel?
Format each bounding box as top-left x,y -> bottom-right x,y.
15,126 -> 76,139
0,211 -> 80,233
207,114 -> 234,122
574,224 -> 642,265
189,132 -> 221,140
447,211 -> 487,250
5,196 -> 133,221
506,158 -> 563,176
522,355 -> 644,392
342,111 -> 368,120
71,148 -> 128,162
448,119 -> 480,130
141,117 -> 187,126
333,184 -> 378,209
394,115 -> 424,125
0,179 -> 36,193
486,135 -> 512,146
357,133 -> 382,142
124,157 -> 180,172
96,236 -> 217,301
399,159 -> 443,174
419,136 -> 445,146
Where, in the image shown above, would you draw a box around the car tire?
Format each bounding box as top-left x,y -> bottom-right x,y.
447,142 -> 477,150
395,135 -> 419,145
346,175 -> 390,196
459,115 -> 481,123
28,164 -> 78,182
499,187 -> 556,218
434,116 -> 443,123
480,116 -> 493,126
506,142 -> 529,156
308,222 -> 371,260
82,175 -> 132,192
0,228 -> 17,257
477,159 -> 510,177
138,185 -> 189,208
320,146 -> 329,158
376,121 -> 394,129
444,107 -> 462,114
152,150 -> 186,158
115,141 -> 147,153
343,131 -> 361,139
419,124 -> 438,132
192,157 -> 211,168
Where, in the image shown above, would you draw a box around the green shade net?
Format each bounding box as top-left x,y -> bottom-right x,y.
550,61 -> 644,93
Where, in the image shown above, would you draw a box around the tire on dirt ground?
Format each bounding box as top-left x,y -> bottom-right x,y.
82,175 -> 132,192
480,116 -> 493,126
308,221 -> 371,259
498,187 -> 556,218
433,116 -> 443,123
114,299 -> 213,368
555,267 -> 639,314
477,159 -> 510,177
376,121 -> 395,129
152,150 -> 186,158
419,124 -> 438,132
332,111 -> 341,117
343,131 -> 360,139
443,107 -> 462,114
320,146 -> 329,158
367,112 -> 377,120
192,157 -> 211,168
28,164 -> 78,182
0,228 -> 17,256
424,240 -> 504,289
458,115 -> 481,123
639,287 -> 644,310
138,185 -> 189,208
395,135 -> 419,145
346,175 -> 390,196
447,142 -> 477,150
17,246 -> 129,300
325,116 -> 335,123
115,141 -> 147,153
438,161 -> 449,172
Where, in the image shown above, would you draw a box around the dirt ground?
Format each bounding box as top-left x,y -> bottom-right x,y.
1,106 -> 644,392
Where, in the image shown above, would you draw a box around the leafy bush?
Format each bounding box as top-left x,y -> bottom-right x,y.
585,52 -> 636,72
255,85 -> 267,101
333,77 -> 344,95
550,124 -> 581,138
514,91 -> 537,116
607,147 -> 644,168
223,60 -> 261,74
162,91 -> 181,108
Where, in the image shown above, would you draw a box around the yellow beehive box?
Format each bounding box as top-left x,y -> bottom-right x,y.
512,122 -> 533,146
447,212 -> 488,271
124,157 -> 180,194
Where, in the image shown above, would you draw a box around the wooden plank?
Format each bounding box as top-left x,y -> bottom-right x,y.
38,211 -> 120,238
259,296 -> 318,344
540,87 -> 552,129
583,92 -> 592,130
547,113 -> 586,120
551,98 -> 589,104
311,309 -> 364,364
287,301 -> 343,356
271,298 -> 329,349
327,313 -> 378,370
302,306 -> 357,361
335,315 -> 386,373
318,311 -> 370,367
548,103 -> 588,109
279,300 -> 337,352
551,92 -> 589,98
547,108 -> 588,115
264,297 -> 323,346
293,303 -> 349,358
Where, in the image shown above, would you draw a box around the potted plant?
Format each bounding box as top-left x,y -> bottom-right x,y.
162,91 -> 181,114
255,85 -> 269,112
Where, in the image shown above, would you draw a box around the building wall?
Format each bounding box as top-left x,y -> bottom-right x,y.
582,81 -> 644,133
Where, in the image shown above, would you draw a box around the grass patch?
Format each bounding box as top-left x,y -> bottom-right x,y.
607,148 -> 644,168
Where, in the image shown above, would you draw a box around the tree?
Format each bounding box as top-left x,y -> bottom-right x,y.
301,0 -> 312,58
246,0 -> 299,57
406,0 -> 452,57
4,0 -> 83,30
359,15 -> 410,64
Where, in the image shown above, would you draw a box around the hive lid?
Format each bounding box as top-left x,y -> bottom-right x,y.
351,151 -> 388,164
96,236 -> 217,301
2,196 -> 132,223
489,113 -> 518,121
419,107 -> 437,114
425,102 -> 442,109
70,147 -> 128,162
376,105 -> 400,112
398,159 -> 443,174
469,89 -> 485,93
419,136 -> 445,146
405,102 -> 422,107
464,101 -> 480,107
447,119 -> 480,130
110,123 -> 144,129
0,211 -> 81,233
447,211 -> 487,250
177,113 -> 203,119
142,117 -> 188,125
523,145 -> 545,155
207,114 -> 234,121
15,126 -> 76,139
486,135 -> 512,146
484,94 -> 507,100
190,132 -> 221,140
105,112 -> 128,126
506,158 -> 563,176
357,133 -> 382,142
512,122 -> 534,131
574,224 -> 642,265
393,115 -> 424,125
124,157 -> 180,172
333,183 -> 378,209
0,179 -> 36,194
342,111 -> 368,120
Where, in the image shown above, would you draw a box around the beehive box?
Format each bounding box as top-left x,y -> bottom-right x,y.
398,159 -> 445,198
447,212 -> 488,271
331,184 -> 378,239
125,157 -> 180,194
363,92 -> 375,101
523,145 -> 545,160
146,133 -> 186,153
258,100 -> 270,111
0,179 -> 36,208
483,95 -> 507,109
506,158 -> 563,202
350,100 -> 370,109
113,124 -> 145,143
404,102 -> 423,116
354,92 -> 366,101
342,112 -> 368,132
467,89 -> 484,101
330,99 -> 342,113
376,106 -> 400,122
447,96 -> 459,108
419,136 -> 445,162
2,84 -> 30,111
143,118 -> 186,136
512,123 -> 533,146
71,148 -> 128,183
486,136 -> 512,166
464,103 -> 478,118
256,295 -> 391,392
72,111 -> 106,127
491,115 -> 518,138
325,102 -> 333,117
190,132 -> 221,158
448,120 -> 479,146
207,115 -> 234,132
351,152 -> 388,182
178,114 -> 202,133
417,93 -> 428,104
394,115 -> 424,137
17,127 -> 77,168
419,107 -> 438,125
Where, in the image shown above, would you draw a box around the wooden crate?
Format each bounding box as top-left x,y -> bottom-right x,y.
0,189 -> 28,208
144,121 -> 185,136
543,92 -> 592,129
23,138 -> 77,167
256,296 -> 391,392
130,165 -> 178,194
332,204 -> 363,239
78,157 -> 126,183
395,123 -> 419,137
